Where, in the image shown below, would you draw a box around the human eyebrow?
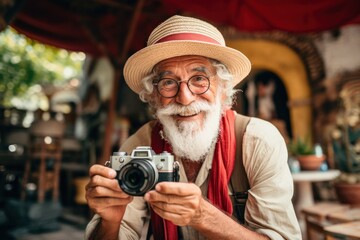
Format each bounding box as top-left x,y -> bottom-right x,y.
156,70 -> 175,79
191,66 -> 211,75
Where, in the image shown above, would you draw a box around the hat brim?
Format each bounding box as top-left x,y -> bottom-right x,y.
123,41 -> 252,94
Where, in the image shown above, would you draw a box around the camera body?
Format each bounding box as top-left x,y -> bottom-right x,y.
109,146 -> 179,196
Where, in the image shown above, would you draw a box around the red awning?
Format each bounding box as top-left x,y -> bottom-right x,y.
164,0 -> 360,32
9,0 -> 360,58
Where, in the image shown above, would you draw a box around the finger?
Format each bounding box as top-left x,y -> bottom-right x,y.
144,183 -> 200,203
155,182 -> 200,196
86,175 -> 121,192
89,164 -> 116,178
148,193 -> 201,212
86,185 -> 127,199
145,191 -> 199,206
150,201 -> 189,214
151,203 -> 180,216
151,204 -> 190,226
88,196 -> 133,210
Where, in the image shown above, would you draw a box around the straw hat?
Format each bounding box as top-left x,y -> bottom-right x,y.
123,15 -> 251,94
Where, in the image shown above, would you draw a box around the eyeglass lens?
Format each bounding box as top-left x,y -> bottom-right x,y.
155,75 -> 210,98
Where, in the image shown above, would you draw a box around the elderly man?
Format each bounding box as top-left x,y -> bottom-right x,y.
85,15 -> 301,240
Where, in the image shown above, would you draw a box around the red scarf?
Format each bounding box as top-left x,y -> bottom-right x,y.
150,110 -> 236,240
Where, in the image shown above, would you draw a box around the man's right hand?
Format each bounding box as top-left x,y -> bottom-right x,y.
85,164 -> 133,224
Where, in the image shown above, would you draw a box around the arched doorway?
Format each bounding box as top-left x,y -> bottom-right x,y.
236,70 -> 292,143
228,39 -> 312,141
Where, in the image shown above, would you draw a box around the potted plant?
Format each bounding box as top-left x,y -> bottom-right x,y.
329,80 -> 360,205
288,137 -> 326,171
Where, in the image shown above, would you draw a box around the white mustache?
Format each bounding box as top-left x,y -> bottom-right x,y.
157,100 -> 212,117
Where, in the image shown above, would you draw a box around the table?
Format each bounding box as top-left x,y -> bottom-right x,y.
302,202 -> 350,240
327,208 -> 360,224
292,170 -> 340,217
324,221 -> 360,239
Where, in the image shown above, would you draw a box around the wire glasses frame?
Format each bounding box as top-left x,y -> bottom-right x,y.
152,75 -> 211,98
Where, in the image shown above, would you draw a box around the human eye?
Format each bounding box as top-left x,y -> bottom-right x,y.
190,75 -> 208,86
159,78 -> 177,89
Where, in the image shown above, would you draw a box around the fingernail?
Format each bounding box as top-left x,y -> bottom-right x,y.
144,192 -> 150,201
109,170 -> 116,178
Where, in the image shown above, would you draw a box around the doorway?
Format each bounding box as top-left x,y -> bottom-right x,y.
228,39 -> 313,141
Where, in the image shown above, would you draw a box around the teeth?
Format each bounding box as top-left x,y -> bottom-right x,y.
179,111 -> 198,117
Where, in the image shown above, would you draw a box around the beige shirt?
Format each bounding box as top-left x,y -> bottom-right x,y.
85,117 -> 302,240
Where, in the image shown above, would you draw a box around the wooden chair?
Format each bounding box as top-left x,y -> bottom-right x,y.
21,119 -> 65,203
327,208 -> 360,224
324,221 -> 360,240
302,202 -> 350,240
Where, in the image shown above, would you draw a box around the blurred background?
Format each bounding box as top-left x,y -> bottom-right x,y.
0,0 -> 359,239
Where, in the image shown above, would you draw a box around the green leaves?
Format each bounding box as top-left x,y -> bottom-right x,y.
0,27 -> 84,106
288,137 -> 315,156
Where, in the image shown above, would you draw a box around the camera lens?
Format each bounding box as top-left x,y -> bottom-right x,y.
118,159 -> 158,196
124,168 -> 145,189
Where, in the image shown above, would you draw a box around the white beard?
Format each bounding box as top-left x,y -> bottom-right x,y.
156,98 -> 223,161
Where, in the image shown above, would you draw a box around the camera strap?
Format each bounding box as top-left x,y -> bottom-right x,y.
230,113 -> 251,224
140,212 -> 151,240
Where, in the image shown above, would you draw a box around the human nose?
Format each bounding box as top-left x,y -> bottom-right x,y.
175,81 -> 196,105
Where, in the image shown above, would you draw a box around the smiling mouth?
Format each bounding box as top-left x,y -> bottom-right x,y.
176,110 -> 200,117
177,113 -> 197,117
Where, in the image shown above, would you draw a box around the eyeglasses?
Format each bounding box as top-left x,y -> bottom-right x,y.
153,75 -> 211,98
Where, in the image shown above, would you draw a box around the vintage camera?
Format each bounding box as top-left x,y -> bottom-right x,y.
109,146 -> 180,196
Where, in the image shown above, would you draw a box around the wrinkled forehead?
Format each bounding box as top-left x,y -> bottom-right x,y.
152,55 -> 217,75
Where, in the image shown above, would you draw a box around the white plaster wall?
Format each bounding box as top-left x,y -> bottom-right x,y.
314,24 -> 360,79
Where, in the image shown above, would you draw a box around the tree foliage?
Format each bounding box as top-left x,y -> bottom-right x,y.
0,27 -> 84,107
